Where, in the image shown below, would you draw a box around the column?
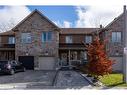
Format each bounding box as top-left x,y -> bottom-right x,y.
68,50 -> 71,67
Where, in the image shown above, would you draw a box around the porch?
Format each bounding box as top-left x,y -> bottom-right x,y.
0,43 -> 15,60
59,49 -> 88,69
0,50 -> 15,60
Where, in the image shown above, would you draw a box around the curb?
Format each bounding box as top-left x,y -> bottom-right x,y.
0,83 -> 27,89
52,70 -> 59,86
80,73 -> 106,88
78,72 -> 95,86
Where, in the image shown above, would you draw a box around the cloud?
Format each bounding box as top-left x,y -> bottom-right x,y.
63,21 -> 71,28
0,6 -> 31,32
75,5 -> 123,28
54,20 -> 72,28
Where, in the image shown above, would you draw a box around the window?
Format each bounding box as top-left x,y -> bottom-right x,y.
21,33 -> 31,43
42,32 -> 52,42
84,51 -> 87,60
111,32 -> 121,42
8,37 -> 15,44
85,35 -> 92,43
66,36 -> 72,43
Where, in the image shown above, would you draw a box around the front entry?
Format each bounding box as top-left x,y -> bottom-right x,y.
61,53 -> 68,66
59,50 -> 88,67
18,56 -> 34,70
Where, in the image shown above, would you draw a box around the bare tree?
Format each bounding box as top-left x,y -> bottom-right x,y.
0,18 -> 17,32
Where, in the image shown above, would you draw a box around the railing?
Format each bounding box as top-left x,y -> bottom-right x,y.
0,43 -> 15,48
59,43 -> 86,48
55,59 -> 88,70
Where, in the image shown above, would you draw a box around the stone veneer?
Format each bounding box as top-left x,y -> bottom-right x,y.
14,11 -> 59,69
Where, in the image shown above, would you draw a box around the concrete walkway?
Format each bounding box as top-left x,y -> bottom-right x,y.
54,70 -> 92,89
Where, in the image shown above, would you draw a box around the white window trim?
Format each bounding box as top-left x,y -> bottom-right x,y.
85,35 -> 92,43
65,36 -> 73,43
8,37 -> 15,44
42,32 -> 52,42
21,33 -> 31,44
111,32 -> 121,43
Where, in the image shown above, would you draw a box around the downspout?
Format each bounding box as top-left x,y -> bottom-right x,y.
123,5 -> 127,83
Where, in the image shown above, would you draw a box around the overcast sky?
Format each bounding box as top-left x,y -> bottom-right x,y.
0,5 -> 124,32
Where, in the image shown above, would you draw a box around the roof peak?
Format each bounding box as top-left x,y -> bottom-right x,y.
12,9 -> 59,31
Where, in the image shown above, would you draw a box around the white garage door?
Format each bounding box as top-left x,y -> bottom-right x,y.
38,57 -> 55,70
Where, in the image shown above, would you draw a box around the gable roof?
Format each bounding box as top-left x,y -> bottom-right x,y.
12,9 -> 60,31
105,13 -> 123,29
60,28 -> 99,34
0,30 -> 15,36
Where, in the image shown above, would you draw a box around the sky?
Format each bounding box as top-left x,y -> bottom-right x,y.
0,5 -> 124,32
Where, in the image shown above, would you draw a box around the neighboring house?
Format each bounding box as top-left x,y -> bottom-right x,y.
0,6 -> 127,72
59,28 -> 98,67
0,31 -> 15,60
99,6 -> 127,72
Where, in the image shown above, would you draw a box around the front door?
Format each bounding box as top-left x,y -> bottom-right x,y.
61,53 -> 68,66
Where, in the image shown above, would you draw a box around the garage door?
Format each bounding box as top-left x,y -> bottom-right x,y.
18,56 -> 34,70
38,57 -> 55,70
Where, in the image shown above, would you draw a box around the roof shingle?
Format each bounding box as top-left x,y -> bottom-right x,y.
60,28 -> 99,34
0,30 -> 15,36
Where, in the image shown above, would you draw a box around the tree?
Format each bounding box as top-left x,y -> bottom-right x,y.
0,18 -> 17,32
86,35 -> 114,80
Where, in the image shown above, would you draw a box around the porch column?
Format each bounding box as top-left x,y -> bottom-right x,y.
68,49 -> 71,67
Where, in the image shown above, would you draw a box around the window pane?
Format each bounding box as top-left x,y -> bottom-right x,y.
21,33 -> 31,43
8,37 -> 15,44
112,32 -> 116,42
85,36 -> 92,43
47,32 -> 52,41
112,32 -> 121,42
42,32 -> 46,42
66,36 -> 72,43
117,32 -> 121,42
42,32 -> 52,42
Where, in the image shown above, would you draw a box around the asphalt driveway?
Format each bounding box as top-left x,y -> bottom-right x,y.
0,70 -> 57,86
0,70 -> 92,89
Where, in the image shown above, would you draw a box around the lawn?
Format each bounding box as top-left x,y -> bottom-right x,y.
99,73 -> 127,87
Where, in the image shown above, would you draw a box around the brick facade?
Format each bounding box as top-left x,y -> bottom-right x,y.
0,8 -> 126,71
14,11 -> 59,69
105,14 -> 124,57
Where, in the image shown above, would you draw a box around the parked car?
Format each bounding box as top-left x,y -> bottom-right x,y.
0,60 -> 26,75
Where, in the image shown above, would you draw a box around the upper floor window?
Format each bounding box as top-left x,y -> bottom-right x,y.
66,36 -> 73,43
21,33 -> 31,43
85,35 -> 92,43
42,32 -> 52,42
111,32 -> 121,42
8,37 -> 15,44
